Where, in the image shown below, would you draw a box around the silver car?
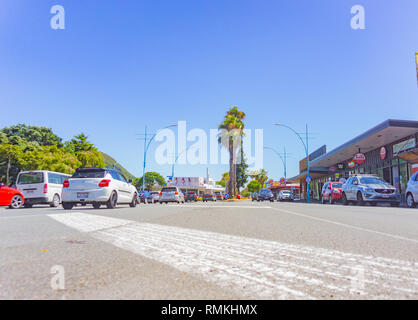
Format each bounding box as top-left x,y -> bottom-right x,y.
405,172 -> 418,208
277,190 -> 294,202
159,186 -> 185,204
342,175 -> 400,207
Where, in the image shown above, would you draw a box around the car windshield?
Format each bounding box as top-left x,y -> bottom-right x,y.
331,183 -> 343,188
161,187 -> 177,192
359,177 -> 388,185
17,172 -> 44,184
72,169 -> 105,178
260,189 -> 272,194
282,191 -> 292,194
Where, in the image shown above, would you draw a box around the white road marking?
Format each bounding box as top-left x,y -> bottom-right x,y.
48,212 -> 418,299
168,205 -> 272,209
272,207 -> 418,244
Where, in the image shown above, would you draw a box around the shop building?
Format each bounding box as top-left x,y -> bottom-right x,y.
289,119 -> 418,201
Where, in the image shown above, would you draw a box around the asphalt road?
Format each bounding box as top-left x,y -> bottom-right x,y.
0,200 -> 417,300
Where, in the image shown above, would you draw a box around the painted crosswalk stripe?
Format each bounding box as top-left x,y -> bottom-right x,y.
48,212 -> 418,299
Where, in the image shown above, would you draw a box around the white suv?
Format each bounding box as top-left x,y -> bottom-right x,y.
406,172 -> 418,208
61,168 -> 138,210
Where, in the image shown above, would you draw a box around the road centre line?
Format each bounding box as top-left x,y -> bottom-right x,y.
271,207 -> 418,244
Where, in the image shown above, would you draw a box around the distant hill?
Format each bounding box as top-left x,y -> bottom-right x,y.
101,152 -> 136,180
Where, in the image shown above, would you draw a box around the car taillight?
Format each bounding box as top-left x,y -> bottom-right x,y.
98,179 -> 111,187
43,184 -> 48,193
175,191 -> 178,195
63,180 -> 69,188
159,192 -> 162,196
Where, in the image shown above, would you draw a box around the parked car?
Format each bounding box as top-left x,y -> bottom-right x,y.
61,167 -> 137,210
138,190 -> 155,203
214,191 -> 225,200
0,184 -> 25,209
277,190 -> 294,202
16,170 -> 71,208
341,175 -> 400,207
185,191 -> 198,202
251,192 -> 258,201
321,181 -> 343,204
405,171 -> 418,208
159,186 -> 185,204
203,193 -> 217,202
150,191 -> 160,203
257,188 -> 275,202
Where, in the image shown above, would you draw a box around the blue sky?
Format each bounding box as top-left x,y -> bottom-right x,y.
1,0 -> 417,181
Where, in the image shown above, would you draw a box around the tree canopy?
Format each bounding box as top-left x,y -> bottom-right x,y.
0,124 -> 106,184
133,172 -> 166,190
247,180 -> 262,193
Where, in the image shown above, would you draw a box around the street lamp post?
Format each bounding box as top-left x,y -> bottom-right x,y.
141,124 -> 177,191
264,146 -> 287,189
274,123 -> 310,203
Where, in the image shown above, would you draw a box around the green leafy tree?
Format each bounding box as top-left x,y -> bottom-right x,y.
0,144 -> 24,185
218,106 -> 246,198
133,172 -> 166,190
236,145 -> 248,193
247,180 -> 262,193
21,146 -> 81,174
65,133 -> 105,168
254,169 -> 268,187
0,124 -> 63,148
216,172 -> 230,188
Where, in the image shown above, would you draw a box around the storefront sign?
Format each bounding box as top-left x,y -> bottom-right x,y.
337,163 -> 344,170
329,166 -> 337,172
172,177 -> 204,186
393,138 -> 416,155
380,146 -> 387,160
279,177 -> 285,184
348,160 -> 355,168
353,153 -> 366,165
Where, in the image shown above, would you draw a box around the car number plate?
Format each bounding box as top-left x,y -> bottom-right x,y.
77,192 -> 89,199
26,190 -> 34,194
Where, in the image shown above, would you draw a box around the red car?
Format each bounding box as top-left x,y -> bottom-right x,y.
0,184 -> 25,209
321,181 -> 344,204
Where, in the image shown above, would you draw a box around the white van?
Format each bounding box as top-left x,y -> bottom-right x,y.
16,170 -> 71,208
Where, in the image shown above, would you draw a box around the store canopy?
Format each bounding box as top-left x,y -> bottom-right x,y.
309,119 -> 417,168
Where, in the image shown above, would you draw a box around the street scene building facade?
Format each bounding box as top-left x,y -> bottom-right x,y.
289,119 -> 418,201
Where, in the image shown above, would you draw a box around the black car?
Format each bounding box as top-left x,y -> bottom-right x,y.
257,189 -> 274,202
138,190 -> 155,203
185,191 -> 198,202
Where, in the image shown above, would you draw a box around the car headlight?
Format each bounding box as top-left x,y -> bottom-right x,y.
365,188 -> 374,193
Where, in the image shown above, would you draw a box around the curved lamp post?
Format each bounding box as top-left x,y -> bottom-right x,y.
142,124 -> 177,191
264,146 -> 287,189
274,123 -> 310,203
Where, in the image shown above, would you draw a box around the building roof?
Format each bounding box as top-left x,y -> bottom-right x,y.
289,119 -> 418,181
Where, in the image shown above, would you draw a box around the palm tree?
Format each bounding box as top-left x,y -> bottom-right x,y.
218,106 -> 246,197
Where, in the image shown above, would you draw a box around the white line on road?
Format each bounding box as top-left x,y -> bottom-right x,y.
271,207 -> 418,244
167,205 -> 272,209
48,212 -> 418,299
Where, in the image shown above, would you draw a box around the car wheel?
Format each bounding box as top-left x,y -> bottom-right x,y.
106,191 -> 118,209
62,202 -> 73,210
321,196 -> 325,204
93,202 -> 101,209
357,192 -> 364,206
50,194 -> 60,207
129,194 -> 137,207
9,194 -> 24,209
406,193 -> 416,208
329,196 -> 333,205
342,193 -> 348,206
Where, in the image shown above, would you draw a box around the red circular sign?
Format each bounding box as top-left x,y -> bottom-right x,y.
280,177 -> 285,184
353,153 -> 366,165
380,147 -> 387,160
